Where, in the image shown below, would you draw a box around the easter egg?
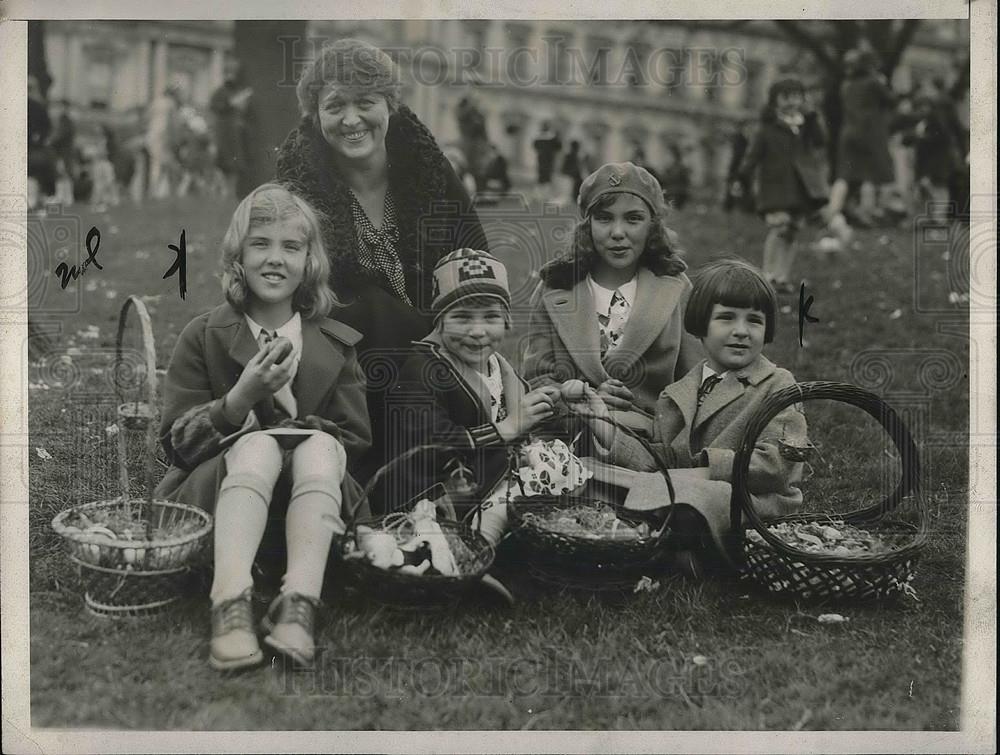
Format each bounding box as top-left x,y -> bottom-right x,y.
560,379 -> 586,401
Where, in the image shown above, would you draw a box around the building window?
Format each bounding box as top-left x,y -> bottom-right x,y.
587,37 -> 613,85
462,20 -> 487,74
744,59 -> 765,109
84,46 -> 114,110
663,48 -> 688,99
505,23 -> 532,84
544,29 -> 570,85
624,41 -> 650,88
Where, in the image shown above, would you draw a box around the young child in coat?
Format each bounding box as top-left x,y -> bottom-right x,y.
155,183 -> 371,671
522,161 -> 701,437
736,77 -> 851,292
565,258 -> 809,576
383,248 -> 583,545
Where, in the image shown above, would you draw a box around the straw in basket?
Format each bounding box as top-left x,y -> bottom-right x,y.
51,295 -> 212,619
505,415 -> 677,591
729,381 -> 927,602
335,444 -> 500,609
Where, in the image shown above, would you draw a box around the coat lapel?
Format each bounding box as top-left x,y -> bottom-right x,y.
293,319 -> 347,417
693,355 -> 776,431
542,284 -> 608,387
660,363 -> 703,447
603,269 -> 684,376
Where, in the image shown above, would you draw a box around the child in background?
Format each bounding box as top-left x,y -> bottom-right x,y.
88,139 -> 120,210
566,258 -> 809,577
736,77 -> 851,293
155,184 -> 371,671
523,161 -> 701,436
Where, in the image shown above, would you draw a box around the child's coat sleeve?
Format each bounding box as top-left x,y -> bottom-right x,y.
159,316 -> 260,471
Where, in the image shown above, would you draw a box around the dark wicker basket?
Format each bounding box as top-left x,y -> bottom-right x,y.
730,381 -> 927,602
51,296 -> 212,618
334,444 -> 497,609
506,416 -> 677,589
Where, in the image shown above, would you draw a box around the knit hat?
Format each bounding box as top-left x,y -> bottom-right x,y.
577,161 -> 665,216
431,248 -> 511,318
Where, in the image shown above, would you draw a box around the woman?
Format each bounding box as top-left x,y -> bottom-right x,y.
276,39 -> 488,481
830,49 -> 896,226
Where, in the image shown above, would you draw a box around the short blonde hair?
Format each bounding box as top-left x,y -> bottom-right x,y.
220,183 -> 339,320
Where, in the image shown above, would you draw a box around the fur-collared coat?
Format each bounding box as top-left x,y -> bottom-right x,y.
275,106 -> 489,479
739,112 -> 830,215
154,303 -> 372,520
594,355 -> 808,557
521,267 -> 702,432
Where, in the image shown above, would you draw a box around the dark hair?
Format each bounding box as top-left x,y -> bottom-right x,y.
684,258 -> 777,343
539,193 -> 686,289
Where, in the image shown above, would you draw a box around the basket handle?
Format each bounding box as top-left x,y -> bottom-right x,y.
114,296 -> 160,518
729,380 -> 922,559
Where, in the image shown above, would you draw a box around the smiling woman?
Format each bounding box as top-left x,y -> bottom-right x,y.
276,38 -> 489,480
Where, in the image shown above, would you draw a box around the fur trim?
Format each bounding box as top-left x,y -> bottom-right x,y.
276,105 -> 475,304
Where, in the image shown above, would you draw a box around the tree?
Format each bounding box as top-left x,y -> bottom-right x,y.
232,21 -> 308,198
771,20 -> 922,164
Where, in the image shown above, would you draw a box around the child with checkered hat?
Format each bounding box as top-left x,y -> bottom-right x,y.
379,248 -> 584,544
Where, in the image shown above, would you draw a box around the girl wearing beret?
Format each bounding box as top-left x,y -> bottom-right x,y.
522,161 -> 701,436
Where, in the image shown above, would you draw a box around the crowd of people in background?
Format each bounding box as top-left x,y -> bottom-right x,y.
26,65 -> 253,214
28,44 -> 968,244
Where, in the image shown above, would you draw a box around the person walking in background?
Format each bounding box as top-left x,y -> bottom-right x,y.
736,77 -> 850,293
210,60 -> 253,198
146,82 -> 182,200
27,75 -> 56,211
660,144 -> 692,210
723,120 -> 754,213
49,100 -> 77,204
905,93 -> 963,228
532,121 -> 562,202
829,49 -> 897,227
560,140 -> 585,206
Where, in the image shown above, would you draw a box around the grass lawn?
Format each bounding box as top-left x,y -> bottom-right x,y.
27,192 -> 969,730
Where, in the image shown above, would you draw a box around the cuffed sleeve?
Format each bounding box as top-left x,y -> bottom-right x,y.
468,423 -> 503,448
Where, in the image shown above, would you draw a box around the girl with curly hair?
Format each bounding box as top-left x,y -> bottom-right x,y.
522,161 -> 700,435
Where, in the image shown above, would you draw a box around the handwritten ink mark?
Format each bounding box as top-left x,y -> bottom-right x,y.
54,226 -> 103,290
798,282 -> 819,347
163,229 -> 187,300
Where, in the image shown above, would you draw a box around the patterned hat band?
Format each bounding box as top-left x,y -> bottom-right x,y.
431,248 -> 511,316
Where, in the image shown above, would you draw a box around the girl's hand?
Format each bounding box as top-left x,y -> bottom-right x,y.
497,388 -> 555,440
596,378 -> 635,411
563,380 -> 610,419
227,339 -> 294,416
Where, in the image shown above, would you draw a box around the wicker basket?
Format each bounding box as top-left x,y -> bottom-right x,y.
334,444 -> 497,609
51,296 -> 212,618
506,416 -> 676,590
729,381 -> 926,602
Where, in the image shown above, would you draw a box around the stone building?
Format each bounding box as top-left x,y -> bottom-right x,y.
41,19 -> 969,193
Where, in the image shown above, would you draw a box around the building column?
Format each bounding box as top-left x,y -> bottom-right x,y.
65,33 -> 83,106
152,38 -> 168,98
134,37 -> 151,108
210,46 -> 225,90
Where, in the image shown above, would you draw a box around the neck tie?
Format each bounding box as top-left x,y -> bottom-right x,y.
598,289 -> 630,359
259,330 -> 276,347
697,373 -> 723,407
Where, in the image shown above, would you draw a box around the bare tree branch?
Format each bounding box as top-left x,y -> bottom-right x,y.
884,19 -> 922,75
773,20 -> 838,73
